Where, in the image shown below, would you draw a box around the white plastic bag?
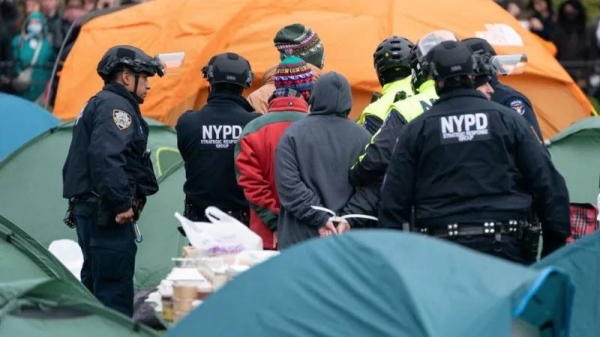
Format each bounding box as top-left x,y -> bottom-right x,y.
174,206 -> 262,256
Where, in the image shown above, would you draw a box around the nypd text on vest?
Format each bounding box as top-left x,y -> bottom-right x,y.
201,125 -> 243,149
440,113 -> 490,143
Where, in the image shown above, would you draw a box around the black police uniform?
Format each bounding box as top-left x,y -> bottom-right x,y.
379,88 -> 570,263
62,83 -> 158,316
62,45 -> 162,317
379,41 -> 570,264
490,76 -> 544,140
176,93 -> 259,222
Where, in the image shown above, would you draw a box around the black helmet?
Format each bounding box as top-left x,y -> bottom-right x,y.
373,36 -> 414,85
202,52 -> 254,89
426,40 -> 478,83
410,30 -> 459,91
462,37 -> 497,57
97,45 -> 164,81
472,50 -> 496,87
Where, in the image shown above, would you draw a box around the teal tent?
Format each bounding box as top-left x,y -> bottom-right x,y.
167,231 -> 574,337
0,119 -> 184,290
535,231 -> 600,337
546,116 -> 600,204
0,278 -> 160,337
0,93 -> 60,161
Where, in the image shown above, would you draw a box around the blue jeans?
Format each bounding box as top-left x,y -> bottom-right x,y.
73,202 -> 137,317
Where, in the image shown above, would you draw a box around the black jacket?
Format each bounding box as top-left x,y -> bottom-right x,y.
176,91 -> 260,212
275,72 -> 379,249
491,76 -> 543,140
62,83 -> 158,213
379,89 -> 570,245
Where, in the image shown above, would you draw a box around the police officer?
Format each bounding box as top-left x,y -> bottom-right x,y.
357,36 -> 415,135
472,49 -> 496,100
378,40 -> 570,264
349,30 -> 456,187
62,45 -> 163,316
462,37 -> 544,140
176,52 -> 260,226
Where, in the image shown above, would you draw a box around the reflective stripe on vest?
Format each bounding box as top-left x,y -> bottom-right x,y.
388,80 -> 438,123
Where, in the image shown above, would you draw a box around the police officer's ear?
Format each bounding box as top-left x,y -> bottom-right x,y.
120,69 -> 135,87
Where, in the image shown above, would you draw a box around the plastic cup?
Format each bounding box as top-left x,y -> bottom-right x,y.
173,281 -> 198,299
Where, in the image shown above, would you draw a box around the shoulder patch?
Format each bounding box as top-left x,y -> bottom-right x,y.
112,109 -> 132,131
508,100 -> 525,115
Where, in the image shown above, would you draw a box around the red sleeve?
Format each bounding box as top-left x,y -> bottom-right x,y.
235,134 -> 280,218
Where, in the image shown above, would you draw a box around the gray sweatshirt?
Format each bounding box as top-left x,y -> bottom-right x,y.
275,72 -> 377,249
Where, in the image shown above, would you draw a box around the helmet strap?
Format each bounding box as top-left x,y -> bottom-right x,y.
130,73 -> 144,104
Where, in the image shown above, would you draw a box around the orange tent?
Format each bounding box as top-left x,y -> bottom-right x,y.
54,0 -> 595,139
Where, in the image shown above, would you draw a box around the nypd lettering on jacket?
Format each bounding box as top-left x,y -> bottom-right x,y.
440,112 -> 491,143
201,124 -> 243,149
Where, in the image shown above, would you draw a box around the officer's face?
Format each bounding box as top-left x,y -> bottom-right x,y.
122,70 -> 150,100
477,82 -> 494,100
135,73 -> 151,100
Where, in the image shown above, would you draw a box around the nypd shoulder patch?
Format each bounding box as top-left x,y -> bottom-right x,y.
112,109 -> 132,131
509,100 -> 525,115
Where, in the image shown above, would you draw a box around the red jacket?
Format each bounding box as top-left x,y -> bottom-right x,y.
234,96 -> 308,249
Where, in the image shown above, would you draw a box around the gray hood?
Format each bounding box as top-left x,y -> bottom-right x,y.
308,72 -> 353,116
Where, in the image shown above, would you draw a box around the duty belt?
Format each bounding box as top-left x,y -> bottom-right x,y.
70,193 -> 101,204
414,220 -> 531,239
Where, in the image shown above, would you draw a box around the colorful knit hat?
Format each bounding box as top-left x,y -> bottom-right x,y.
273,56 -> 313,102
274,23 -> 325,69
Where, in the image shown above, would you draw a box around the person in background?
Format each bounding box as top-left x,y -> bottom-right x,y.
357,36 -> 415,135
552,0 -> 593,73
83,0 -> 96,11
41,0 -> 68,53
526,0 -> 555,41
234,56 -> 313,250
23,0 -> 41,16
176,53 -> 260,228
247,23 -> 324,113
275,72 -> 379,249
11,11 -> 55,101
0,0 -> 18,92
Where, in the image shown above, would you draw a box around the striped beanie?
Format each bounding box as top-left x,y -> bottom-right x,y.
274,23 -> 325,69
273,56 -> 313,102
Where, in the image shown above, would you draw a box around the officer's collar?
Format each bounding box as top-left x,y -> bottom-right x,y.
382,76 -> 411,95
103,83 -> 140,108
436,88 -> 488,103
417,79 -> 435,93
207,90 -> 255,112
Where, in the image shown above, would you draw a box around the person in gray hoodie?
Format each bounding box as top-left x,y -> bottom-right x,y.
275,72 -> 379,249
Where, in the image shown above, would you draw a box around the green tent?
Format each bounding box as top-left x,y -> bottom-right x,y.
535,230 -> 600,337
546,116 -> 600,204
0,277 -> 160,337
135,163 -> 187,289
168,231 -> 574,337
0,118 -> 184,290
0,213 -> 87,290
